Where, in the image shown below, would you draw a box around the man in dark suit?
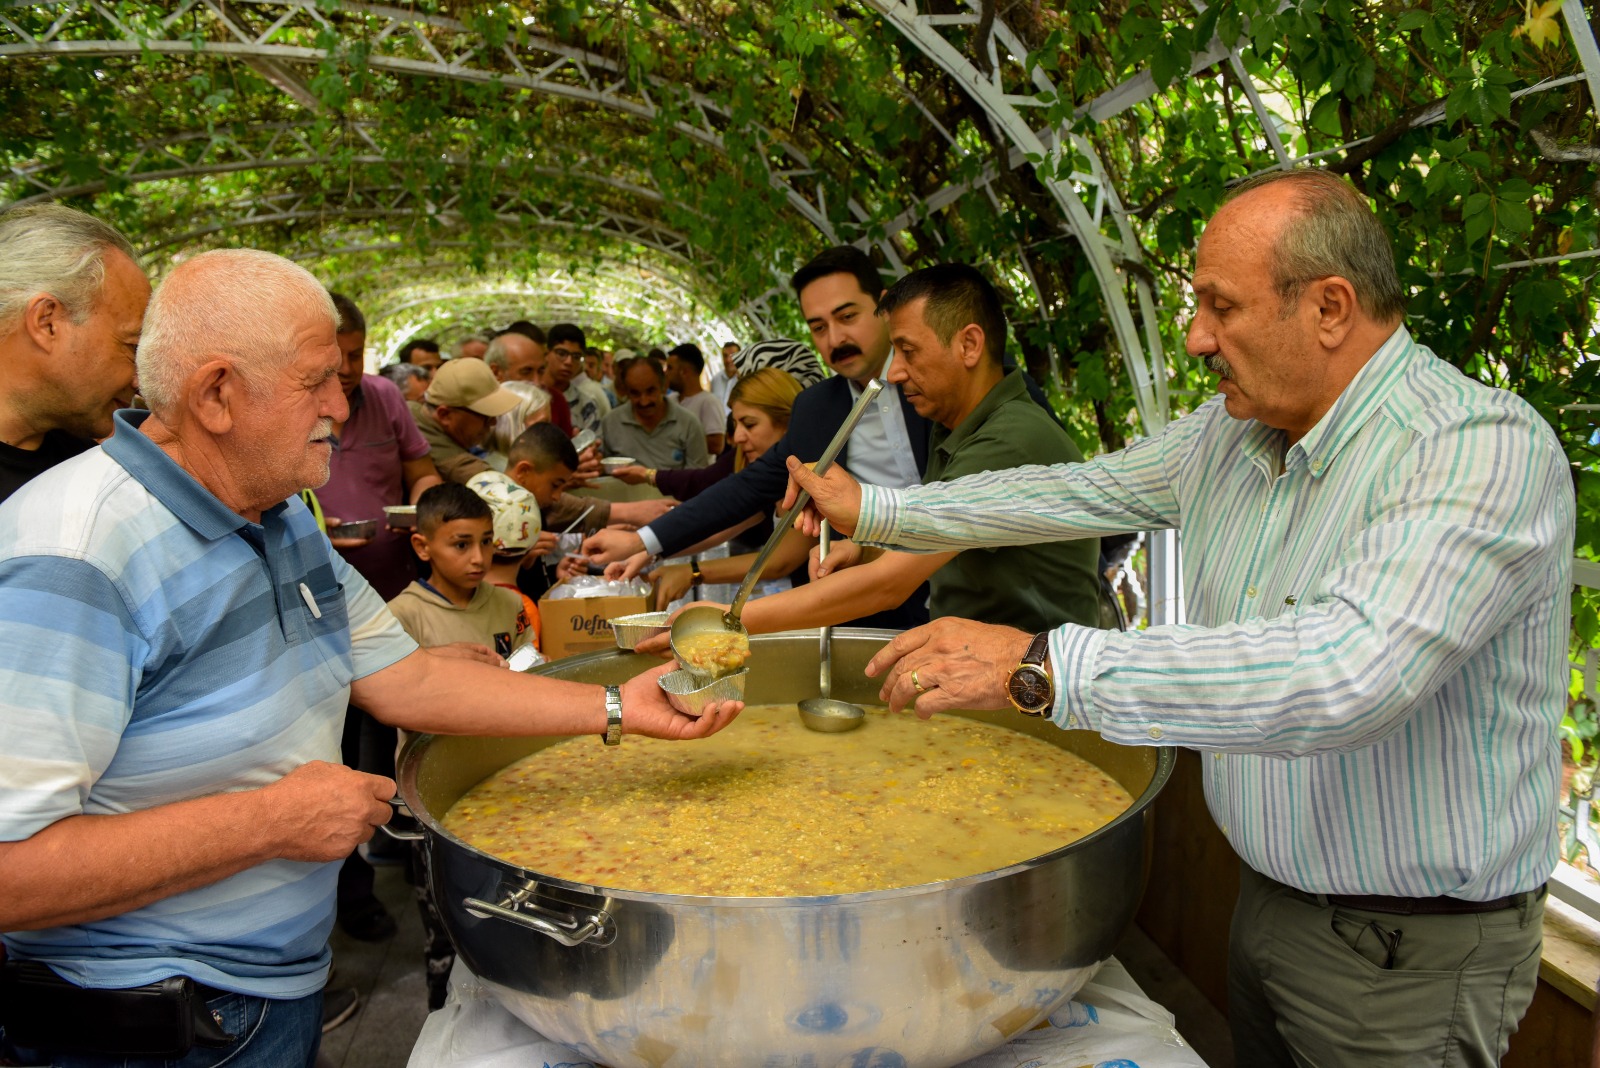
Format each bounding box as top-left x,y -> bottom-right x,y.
584,246 -> 936,628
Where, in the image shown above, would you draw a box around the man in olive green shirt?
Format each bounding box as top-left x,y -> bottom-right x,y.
732,263 -> 1101,636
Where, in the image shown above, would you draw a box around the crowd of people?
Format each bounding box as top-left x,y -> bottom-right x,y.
0,166 -> 1579,1068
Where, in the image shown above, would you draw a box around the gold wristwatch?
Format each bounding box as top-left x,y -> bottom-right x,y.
1005,632 -> 1054,717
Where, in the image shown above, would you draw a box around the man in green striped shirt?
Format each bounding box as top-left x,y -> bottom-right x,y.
785,170 -> 1574,1067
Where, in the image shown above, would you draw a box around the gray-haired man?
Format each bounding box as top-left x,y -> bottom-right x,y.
0,204 -> 149,503
0,248 -> 741,1067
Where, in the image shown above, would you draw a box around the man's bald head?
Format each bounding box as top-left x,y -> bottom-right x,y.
137,250 -> 336,415
485,330 -> 545,382
1220,170 -> 1404,324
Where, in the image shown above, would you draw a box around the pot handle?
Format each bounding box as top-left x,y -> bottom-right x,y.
463,888 -> 616,947
379,796 -> 426,841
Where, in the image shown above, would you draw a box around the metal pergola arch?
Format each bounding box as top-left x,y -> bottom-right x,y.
356,260 -> 746,345
0,0 -> 1203,369
295,239 -> 779,342
4,121 -> 689,218
2,0 -> 1593,444
0,3 -> 898,344
7,146 -> 801,350
0,0 -> 921,269
0,3 -> 1289,432
83,121 -> 804,331
137,184 -> 777,346
134,186 -> 702,262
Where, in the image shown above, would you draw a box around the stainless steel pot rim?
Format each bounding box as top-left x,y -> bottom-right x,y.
400,626 -> 1172,908
399,738 -> 1172,910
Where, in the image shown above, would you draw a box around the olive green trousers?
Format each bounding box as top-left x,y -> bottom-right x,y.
1228,862 -> 1545,1068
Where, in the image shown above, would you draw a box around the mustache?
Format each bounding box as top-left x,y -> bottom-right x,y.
1205,353 -> 1235,381
309,419 -> 334,442
830,343 -> 863,364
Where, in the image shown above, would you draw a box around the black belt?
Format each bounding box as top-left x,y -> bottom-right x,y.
0,963 -> 238,1056
190,980 -> 235,1002
1288,882 -> 1546,916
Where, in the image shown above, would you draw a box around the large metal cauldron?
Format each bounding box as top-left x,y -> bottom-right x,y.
398,630 -> 1172,1068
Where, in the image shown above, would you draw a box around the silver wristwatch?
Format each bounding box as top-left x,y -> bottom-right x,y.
602,685 -> 623,746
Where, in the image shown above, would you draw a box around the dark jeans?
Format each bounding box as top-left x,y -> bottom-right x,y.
4,990 -> 321,1068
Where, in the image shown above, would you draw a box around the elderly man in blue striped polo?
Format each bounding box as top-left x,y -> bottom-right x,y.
785,169 -> 1574,1067
0,248 -> 741,1067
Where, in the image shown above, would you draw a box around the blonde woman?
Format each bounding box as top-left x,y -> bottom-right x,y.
608,368 -> 810,607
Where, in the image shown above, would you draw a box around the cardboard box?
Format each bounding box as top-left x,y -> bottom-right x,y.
537,585 -> 651,662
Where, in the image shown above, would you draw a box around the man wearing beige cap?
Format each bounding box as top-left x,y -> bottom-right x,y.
413,356 -> 522,484
419,362 -> 678,539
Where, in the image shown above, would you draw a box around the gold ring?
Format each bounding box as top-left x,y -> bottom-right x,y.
911,668 -> 927,695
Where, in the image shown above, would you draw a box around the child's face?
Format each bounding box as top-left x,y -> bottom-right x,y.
511,461 -> 575,509
412,517 -> 494,591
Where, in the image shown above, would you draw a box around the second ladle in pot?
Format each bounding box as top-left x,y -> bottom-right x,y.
797,519 -> 865,733
669,378 -> 885,681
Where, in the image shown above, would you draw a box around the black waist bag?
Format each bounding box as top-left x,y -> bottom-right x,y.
0,961 -> 234,1057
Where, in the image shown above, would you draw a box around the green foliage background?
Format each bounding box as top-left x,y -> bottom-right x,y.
1,0 -> 1596,644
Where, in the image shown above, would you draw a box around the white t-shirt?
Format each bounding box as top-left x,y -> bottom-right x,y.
677,390 -> 728,441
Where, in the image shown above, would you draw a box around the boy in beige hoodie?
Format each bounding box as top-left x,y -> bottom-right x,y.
386,481 -> 534,1008
388,482 -> 532,658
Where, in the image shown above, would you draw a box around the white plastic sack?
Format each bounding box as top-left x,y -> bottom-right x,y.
961,959 -> 1209,1068
407,959 -> 1209,1068
406,974 -> 596,1068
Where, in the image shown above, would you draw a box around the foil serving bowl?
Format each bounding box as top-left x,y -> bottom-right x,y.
657,667 -> 748,707
608,611 -> 672,650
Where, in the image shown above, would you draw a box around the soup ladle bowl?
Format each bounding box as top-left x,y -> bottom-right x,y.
666,379 -> 885,688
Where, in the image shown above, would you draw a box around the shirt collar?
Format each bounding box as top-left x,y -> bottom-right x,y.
1288,324 -> 1415,479
102,409 -> 286,541
849,375 -> 909,412
933,368 -> 1027,462
1236,415 -> 1282,477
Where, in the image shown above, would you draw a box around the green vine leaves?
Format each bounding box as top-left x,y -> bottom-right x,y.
0,0 -> 1592,492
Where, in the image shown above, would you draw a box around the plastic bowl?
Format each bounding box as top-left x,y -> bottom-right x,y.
600,456 -> 635,474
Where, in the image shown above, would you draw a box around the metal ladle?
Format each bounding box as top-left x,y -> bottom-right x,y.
797,519 -> 866,733
670,378 -> 885,677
